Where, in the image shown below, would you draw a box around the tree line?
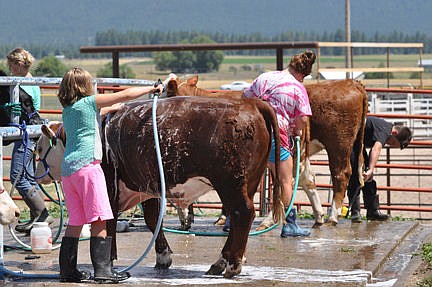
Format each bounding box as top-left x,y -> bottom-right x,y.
0,29 -> 431,60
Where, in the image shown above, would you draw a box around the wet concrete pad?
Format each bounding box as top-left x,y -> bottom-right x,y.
1,217 -> 430,286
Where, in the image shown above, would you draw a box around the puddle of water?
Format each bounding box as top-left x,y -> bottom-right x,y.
366,279 -> 397,287
127,264 -> 373,285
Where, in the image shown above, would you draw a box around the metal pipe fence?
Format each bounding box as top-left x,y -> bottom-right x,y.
1,81 -> 431,218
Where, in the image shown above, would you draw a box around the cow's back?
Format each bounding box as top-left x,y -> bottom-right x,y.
306,80 -> 367,150
104,96 -> 272,196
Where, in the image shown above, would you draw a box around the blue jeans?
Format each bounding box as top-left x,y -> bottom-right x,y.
10,139 -> 40,198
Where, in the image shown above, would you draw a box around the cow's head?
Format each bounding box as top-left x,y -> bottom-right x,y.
164,74 -> 243,99
0,188 -> 20,225
35,121 -> 65,184
164,74 -> 205,97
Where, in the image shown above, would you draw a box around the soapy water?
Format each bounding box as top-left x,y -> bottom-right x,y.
124,264 -> 397,286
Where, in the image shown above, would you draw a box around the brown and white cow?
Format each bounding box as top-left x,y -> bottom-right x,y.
166,75 -> 368,226
35,96 -> 284,278
0,188 -> 20,225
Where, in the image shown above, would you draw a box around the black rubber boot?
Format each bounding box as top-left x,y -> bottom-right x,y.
363,181 -> 389,221
90,236 -> 130,283
59,237 -> 91,283
15,188 -> 53,234
350,195 -> 362,223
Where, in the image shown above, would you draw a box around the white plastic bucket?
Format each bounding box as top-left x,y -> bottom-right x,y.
80,224 -> 91,238
30,222 -> 52,254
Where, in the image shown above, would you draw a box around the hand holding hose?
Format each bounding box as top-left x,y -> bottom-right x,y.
153,79 -> 164,95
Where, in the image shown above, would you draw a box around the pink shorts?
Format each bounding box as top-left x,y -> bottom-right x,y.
61,161 -> 114,226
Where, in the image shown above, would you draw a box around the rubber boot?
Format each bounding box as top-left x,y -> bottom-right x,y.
15,209 -> 37,233
350,195 -> 362,223
363,181 -> 389,221
15,188 -> 53,234
90,236 -> 130,283
59,237 -> 91,283
281,208 -> 311,237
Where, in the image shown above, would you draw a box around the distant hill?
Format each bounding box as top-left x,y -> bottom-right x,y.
0,0 -> 431,46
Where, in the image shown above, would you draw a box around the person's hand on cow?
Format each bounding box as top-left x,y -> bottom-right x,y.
153,83 -> 164,95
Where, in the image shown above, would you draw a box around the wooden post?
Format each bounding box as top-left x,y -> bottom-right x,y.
345,0 -> 351,79
112,51 -> 119,78
276,47 -> 284,71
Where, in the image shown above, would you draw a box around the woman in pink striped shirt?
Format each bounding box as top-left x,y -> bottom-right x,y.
243,50 -> 316,237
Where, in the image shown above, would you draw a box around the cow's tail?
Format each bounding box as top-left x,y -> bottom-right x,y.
257,100 -> 284,224
355,81 -> 368,188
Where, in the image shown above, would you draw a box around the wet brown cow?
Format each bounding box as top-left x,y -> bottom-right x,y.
166,75 -> 368,226
35,96 -> 284,278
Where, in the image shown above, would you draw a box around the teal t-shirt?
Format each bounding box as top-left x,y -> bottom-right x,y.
21,85 -> 41,111
61,95 -> 102,177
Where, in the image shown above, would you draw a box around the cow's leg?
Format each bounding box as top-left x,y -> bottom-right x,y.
302,187 -> 325,228
255,210 -> 274,231
256,157 -> 327,231
106,218 -> 117,261
102,158 -> 119,263
141,199 -> 173,269
207,188 -> 255,278
299,158 -> 325,228
326,149 -> 353,225
177,204 -> 194,231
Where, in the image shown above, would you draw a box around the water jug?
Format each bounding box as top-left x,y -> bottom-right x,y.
30,222 -> 52,254
80,224 -> 91,238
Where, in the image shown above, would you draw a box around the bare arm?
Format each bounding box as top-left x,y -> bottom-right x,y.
100,103 -> 125,116
363,141 -> 383,181
95,84 -> 163,109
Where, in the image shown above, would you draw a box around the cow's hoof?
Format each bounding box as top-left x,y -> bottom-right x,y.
206,265 -> 225,276
324,220 -> 338,227
155,248 -> 173,269
312,222 -> 323,229
224,262 -> 242,278
214,215 -> 226,226
255,218 -> 275,231
206,257 -> 227,275
155,261 -> 172,269
180,222 -> 191,231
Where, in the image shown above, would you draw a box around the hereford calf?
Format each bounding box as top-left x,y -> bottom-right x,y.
36,96 -> 284,278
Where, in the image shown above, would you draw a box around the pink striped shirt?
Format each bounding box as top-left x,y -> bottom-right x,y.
243,71 -> 312,150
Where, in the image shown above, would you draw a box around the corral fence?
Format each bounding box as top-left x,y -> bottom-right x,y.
0,77 -> 155,204
80,41 -> 425,87
0,76 -> 430,220
78,41 -> 431,219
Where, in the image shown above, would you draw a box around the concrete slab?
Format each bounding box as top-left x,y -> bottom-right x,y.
1,217 -> 431,286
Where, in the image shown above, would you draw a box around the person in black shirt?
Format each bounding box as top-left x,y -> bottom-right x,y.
348,116 -> 412,222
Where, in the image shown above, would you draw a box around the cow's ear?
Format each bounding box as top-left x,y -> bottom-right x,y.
41,124 -> 56,140
187,75 -> 199,87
